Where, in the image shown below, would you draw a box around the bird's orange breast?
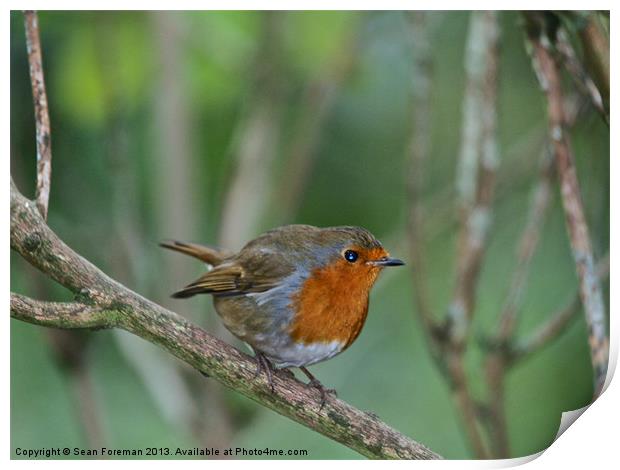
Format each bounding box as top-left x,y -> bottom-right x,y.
288,247 -> 386,348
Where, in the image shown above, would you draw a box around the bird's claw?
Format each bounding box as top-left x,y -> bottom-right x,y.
308,378 -> 337,410
279,368 -> 296,380
299,366 -> 337,410
253,352 -> 275,392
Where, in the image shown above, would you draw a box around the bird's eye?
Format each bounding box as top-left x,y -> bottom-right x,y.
344,250 -> 358,263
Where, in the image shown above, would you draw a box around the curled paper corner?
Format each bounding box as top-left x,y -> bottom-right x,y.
492,451 -> 544,468
602,338 -> 618,394
552,340 -> 617,444
554,404 -> 591,441
492,406 -> 593,467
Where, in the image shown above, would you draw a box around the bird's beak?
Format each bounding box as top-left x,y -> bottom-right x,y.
368,256 -> 405,267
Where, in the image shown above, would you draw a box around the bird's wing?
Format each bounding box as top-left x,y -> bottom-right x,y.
171,249 -> 295,299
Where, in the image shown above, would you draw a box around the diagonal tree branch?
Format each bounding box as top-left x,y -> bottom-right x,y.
24,11 -> 52,220
10,179 -> 440,460
524,12 -> 609,397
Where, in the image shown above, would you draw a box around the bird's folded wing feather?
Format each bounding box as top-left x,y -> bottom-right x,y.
172,249 -> 295,298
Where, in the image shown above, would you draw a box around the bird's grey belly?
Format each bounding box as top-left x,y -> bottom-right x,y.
212,291 -> 344,368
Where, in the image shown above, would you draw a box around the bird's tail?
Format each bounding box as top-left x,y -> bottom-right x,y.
159,240 -> 233,267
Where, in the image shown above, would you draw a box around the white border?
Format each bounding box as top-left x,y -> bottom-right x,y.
4,4 -> 616,468
2,1 -> 617,11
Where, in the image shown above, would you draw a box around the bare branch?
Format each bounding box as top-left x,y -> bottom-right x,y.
555,28 -> 607,124
496,150 -> 554,342
10,181 -> 440,460
24,11 -> 52,220
577,14 -> 609,116
449,11 -> 500,341
512,253 -> 609,363
11,293 -> 117,329
525,12 -> 609,397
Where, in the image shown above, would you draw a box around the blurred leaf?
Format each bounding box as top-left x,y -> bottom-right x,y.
284,11 -> 359,79
53,26 -> 107,126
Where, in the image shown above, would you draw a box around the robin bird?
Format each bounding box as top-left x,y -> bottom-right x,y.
160,224 -> 404,406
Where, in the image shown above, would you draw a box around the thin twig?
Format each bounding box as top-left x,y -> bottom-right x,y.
512,253 -> 609,363
10,180 -> 440,460
555,28 -> 607,124
577,13 -> 609,117
489,92 -> 581,345
497,150 -> 554,342
525,12 -> 609,397
24,11 -> 52,220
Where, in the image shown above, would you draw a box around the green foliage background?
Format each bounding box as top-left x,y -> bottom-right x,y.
10,11 -> 609,459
